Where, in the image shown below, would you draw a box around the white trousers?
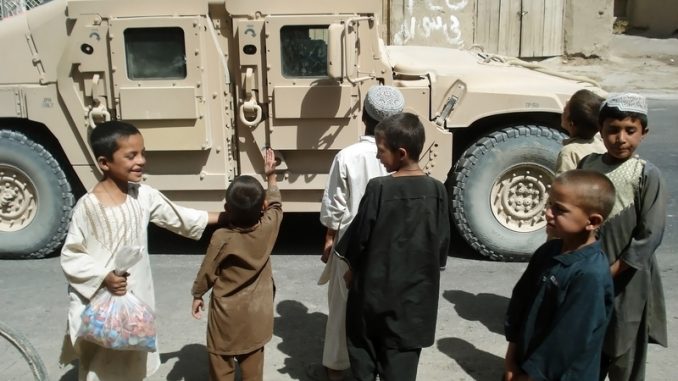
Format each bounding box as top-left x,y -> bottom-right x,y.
320,253 -> 351,370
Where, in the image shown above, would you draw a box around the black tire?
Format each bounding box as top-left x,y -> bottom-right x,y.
0,130 -> 74,259
0,320 -> 49,381
450,125 -> 566,261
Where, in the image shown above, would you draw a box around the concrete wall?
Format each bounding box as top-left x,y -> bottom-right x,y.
627,0 -> 678,37
384,0 -> 613,58
387,0 -> 474,49
563,0 -> 614,57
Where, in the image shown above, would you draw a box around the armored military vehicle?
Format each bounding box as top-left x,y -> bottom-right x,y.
0,0 -> 598,260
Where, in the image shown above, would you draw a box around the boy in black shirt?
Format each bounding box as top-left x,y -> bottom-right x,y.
337,113 -> 450,381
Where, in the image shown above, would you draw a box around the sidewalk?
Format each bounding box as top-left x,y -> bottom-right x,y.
538,34 -> 678,99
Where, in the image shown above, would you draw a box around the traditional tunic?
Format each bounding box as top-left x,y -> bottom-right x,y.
191,187 -> 282,356
60,183 -> 208,381
318,136 -> 387,370
505,240 -> 614,381
580,154 -> 668,358
555,134 -> 606,174
337,175 -> 450,376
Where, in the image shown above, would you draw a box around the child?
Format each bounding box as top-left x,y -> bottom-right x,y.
579,93 -> 667,381
60,121 -> 222,380
504,169 -> 615,381
336,112 -> 450,381
191,148 -> 281,381
555,89 -> 607,174
316,85 -> 405,381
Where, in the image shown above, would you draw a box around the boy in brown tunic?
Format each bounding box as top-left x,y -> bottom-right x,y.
191,148 -> 281,381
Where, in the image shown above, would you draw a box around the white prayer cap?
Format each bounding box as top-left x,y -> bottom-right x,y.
602,93 -> 648,115
364,86 -> 405,122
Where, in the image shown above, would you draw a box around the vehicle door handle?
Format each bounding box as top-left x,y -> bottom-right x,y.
239,68 -> 262,127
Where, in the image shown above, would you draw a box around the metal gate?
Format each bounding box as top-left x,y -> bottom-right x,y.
474,0 -> 564,57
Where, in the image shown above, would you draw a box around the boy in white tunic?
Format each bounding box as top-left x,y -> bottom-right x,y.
314,86 -> 405,381
60,121 -> 222,381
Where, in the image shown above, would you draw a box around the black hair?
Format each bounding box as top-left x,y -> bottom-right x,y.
374,112 -> 425,161
599,104 -> 648,130
555,169 -> 616,219
568,89 -> 604,139
225,175 -> 266,228
89,121 -> 141,160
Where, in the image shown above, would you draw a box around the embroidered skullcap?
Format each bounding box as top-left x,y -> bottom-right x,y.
602,93 -> 648,116
364,85 -> 405,122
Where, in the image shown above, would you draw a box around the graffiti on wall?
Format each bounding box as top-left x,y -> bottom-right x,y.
393,0 -> 468,47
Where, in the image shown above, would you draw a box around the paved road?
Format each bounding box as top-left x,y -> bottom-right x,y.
1,98 -> 676,380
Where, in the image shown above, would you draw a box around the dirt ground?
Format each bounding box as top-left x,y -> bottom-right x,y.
538,34 -> 678,96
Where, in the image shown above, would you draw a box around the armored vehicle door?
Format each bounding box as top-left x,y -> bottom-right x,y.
108,17 -> 209,151
104,16 -> 236,193
234,15 -> 379,200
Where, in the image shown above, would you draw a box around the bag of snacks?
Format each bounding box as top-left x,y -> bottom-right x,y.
77,246 -> 156,351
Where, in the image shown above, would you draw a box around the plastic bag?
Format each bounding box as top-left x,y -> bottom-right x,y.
78,289 -> 157,351
112,245 -> 144,275
77,245 -> 156,351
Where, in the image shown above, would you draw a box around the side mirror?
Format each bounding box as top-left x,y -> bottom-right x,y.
327,23 -> 344,80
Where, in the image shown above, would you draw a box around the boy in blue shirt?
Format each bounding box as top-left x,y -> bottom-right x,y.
504,170 -> 615,381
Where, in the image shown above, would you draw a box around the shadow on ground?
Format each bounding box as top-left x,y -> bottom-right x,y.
161,343 -> 211,381
58,364 -> 77,381
442,290 -> 509,336
274,300 -> 328,380
58,344 -> 213,381
437,337 -> 504,381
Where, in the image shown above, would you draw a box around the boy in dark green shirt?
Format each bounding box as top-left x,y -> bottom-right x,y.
504,170 -> 615,381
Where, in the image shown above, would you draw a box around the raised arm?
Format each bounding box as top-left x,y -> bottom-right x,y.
264,147 -> 278,190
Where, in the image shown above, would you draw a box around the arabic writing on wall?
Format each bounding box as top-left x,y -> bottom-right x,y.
393,0 -> 468,47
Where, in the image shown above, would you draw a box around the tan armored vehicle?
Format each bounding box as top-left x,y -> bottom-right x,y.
0,0 -> 598,260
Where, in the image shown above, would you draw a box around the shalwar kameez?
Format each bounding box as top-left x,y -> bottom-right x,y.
318,135 -> 388,370
60,183 -> 208,381
191,187 -> 282,381
580,153 -> 668,381
337,175 -> 450,381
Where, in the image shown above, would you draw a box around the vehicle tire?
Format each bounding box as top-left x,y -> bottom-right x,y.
0,130 -> 74,259
0,320 -> 49,381
449,125 -> 566,261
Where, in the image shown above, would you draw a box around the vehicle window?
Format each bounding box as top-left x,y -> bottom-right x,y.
124,27 -> 187,80
281,25 -> 328,77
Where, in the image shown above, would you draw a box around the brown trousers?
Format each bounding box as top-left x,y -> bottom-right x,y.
208,347 -> 264,381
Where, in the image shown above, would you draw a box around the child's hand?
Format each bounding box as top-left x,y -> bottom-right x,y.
321,238 -> 334,263
192,297 -> 204,319
263,148 -> 277,176
104,271 -> 128,296
504,343 -> 520,381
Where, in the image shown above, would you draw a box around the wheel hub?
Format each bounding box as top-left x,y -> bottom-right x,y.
490,164 -> 553,233
0,165 -> 37,232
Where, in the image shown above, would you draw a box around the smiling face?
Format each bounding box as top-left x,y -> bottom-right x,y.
600,116 -> 647,162
545,181 -> 595,240
99,133 -> 146,183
